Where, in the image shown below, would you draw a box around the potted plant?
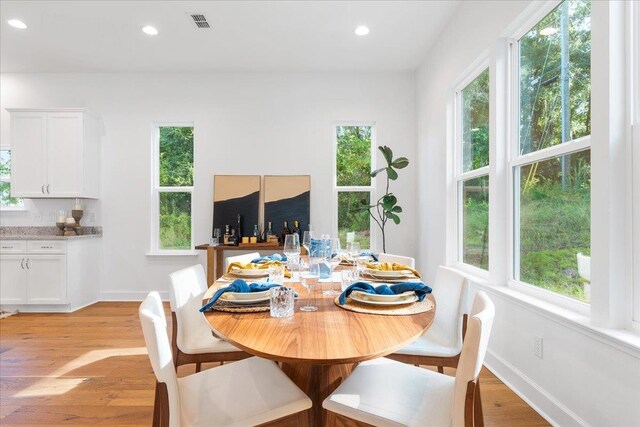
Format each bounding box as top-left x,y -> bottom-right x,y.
360,146 -> 409,253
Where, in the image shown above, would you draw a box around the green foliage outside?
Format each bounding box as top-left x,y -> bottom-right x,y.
337,192 -> 370,249
158,127 -> 193,250
462,69 -> 490,172
463,176 -> 489,269
0,150 -> 23,208
336,126 -> 371,187
520,0 -> 591,154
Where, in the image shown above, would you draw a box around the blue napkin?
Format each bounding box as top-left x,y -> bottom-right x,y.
199,279 -> 282,312
338,281 -> 432,305
251,253 -> 287,263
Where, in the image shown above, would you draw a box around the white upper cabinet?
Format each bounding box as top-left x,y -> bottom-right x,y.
8,109 -> 101,198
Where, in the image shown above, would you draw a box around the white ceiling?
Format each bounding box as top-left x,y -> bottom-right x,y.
0,1 -> 459,73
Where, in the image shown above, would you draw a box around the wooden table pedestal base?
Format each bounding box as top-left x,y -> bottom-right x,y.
281,362 -> 356,427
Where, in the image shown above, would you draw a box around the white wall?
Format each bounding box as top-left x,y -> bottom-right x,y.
416,1 -> 640,426
0,72 -> 417,299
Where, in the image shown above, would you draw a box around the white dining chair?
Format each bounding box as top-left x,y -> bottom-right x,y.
387,266 -> 469,372
323,291 -> 495,427
140,292 -> 312,427
377,253 -> 416,268
169,265 -> 249,372
224,252 -> 260,272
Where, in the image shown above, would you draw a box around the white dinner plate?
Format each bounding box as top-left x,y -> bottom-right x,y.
349,291 -> 418,306
218,292 -> 270,304
228,269 -> 269,278
365,269 -> 415,279
230,290 -> 271,300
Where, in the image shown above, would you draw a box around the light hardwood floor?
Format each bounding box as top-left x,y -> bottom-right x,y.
0,302 -> 549,426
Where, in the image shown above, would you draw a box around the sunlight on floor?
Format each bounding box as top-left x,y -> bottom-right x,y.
13,347 -> 147,398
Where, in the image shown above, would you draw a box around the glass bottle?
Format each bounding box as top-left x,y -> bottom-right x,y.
223,225 -> 231,245
266,221 -> 275,243
291,220 -> 301,238
236,214 -> 243,241
253,224 -> 259,238
280,221 -> 291,245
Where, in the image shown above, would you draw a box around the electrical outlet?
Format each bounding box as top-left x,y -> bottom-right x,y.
534,336 -> 543,359
33,213 -> 42,223
89,212 -> 96,223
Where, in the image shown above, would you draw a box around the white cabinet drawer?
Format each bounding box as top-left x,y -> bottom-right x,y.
27,240 -> 66,254
0,241 -> 27,254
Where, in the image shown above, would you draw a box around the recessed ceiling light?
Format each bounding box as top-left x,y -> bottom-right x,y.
354,25 -> 370,36
142,25 -> 158,36
8,19 -> 27,29
539,27 -> 558,36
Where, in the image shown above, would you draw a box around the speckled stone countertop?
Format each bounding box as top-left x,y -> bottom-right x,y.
0,226 -> 102,240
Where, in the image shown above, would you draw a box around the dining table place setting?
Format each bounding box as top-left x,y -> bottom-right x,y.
335,280 -> 434,316
224,258 -> 292,280
358,261 -> 422,282
199,278 -> 297,314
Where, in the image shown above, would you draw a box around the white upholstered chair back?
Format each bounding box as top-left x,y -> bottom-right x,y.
377,253 -> 416,268
139,292 -> 181,426
577,252 -> 591,282
452,291 -> 495,427
224,252 -> 260,271
428,266 -> 469,350
169,264 -> 210,353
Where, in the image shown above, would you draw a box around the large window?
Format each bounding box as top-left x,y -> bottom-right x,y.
335,125 -> 374,249
512,0 -> 591,302
151,125 -> 194,253
0,148 -> 24,209
456,68 -> 490,271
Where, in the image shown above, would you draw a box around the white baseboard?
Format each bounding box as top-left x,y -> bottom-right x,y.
484,350 -> 588,427
100,291 -> 169,301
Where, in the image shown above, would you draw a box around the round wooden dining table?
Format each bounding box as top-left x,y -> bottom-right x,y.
203,276 -> 436,426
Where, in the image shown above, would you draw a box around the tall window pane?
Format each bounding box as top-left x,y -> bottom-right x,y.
155,125 -> 194,252
336,126 -> 371,186
338,192 -> 370,249
518,150 -> 590,301
462,176 -> 489,269
462,69 -> 490,172
519,0 -> 591,155
159,192 -> 192,250
159,127 -> 194,187
0,149 -> 24,208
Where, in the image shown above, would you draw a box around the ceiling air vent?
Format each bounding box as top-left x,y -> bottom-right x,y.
190,14 -> 211,29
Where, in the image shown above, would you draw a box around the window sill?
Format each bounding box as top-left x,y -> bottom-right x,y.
145,251 -> 199,257
452,268 -> 640,359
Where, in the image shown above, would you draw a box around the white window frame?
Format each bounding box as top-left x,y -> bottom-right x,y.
333,122 -> 377,251
149,123 -> 195,255
452,59 -> 491,278
631,0 -> 640,326
506,0 -> 592,314
0,146 -> 25,211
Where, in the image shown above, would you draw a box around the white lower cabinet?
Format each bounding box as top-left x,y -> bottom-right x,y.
0,238 -> 100,312
0,255 -> 28,304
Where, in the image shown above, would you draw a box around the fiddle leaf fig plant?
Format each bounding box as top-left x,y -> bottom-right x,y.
360,145 -> 409,253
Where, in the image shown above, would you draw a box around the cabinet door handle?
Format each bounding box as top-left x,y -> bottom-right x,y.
46,184 -> 50,194
26,258 -> 30,269
42,185 -> 45,194
21,258 -> 25,269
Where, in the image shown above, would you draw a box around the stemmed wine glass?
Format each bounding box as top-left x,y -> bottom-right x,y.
323,238 -> 342,296
302,230 -> 313,255
300,261 -> 320,312
283,234 -> 301,275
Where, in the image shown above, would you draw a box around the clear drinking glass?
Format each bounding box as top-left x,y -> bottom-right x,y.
268,263 -> 285,284
302,231 -> 313,255
348,241 -> 361,257
283,234 -> 301,270
270,286 -> 295,318
323,238 -> 342,296
341,269 -> 359,291
300,261 -> 320,312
